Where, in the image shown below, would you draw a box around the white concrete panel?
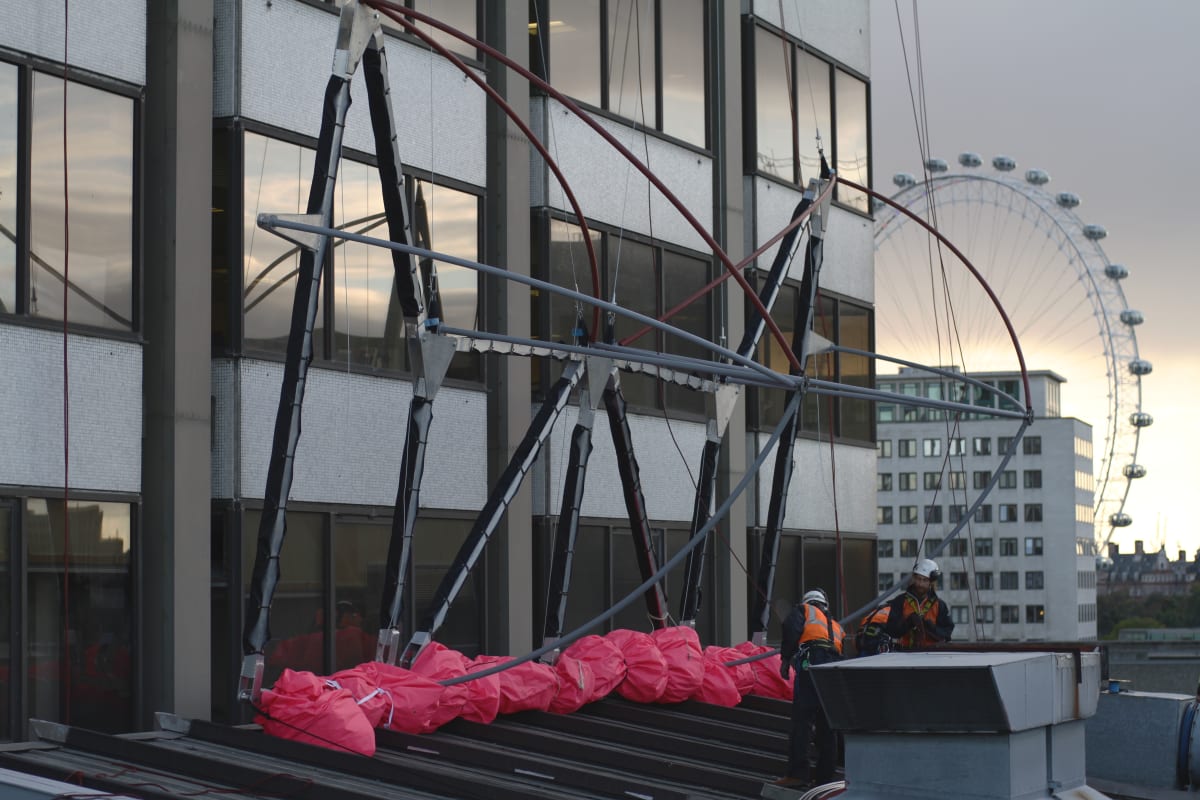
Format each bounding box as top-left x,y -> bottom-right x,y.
752,0 -> 870,76
0,0 -> 147,86
211,359 -> 238,499
239,0 -> 485,187
237,360 -> 487,510
0,325 -> 141,494
531,404 -> 707,523
213,0 -> 238,118
754,433 -> 876,533
534,98 -> 713,252
751,177 -> 874,304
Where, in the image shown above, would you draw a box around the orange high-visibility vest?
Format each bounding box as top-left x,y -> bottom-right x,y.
798,603 -> 845,654
896,594 -> 941,648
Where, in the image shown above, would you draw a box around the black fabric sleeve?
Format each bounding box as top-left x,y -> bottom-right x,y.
928,598 -> 955,642
780,605 -> 804,663
883,594 -> 908,639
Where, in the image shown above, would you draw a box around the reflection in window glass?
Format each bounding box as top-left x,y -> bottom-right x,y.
754,27 -> 792,181
839,301 -> 871,440
612,528 -> 665,632
332,521 -> 386,671
546,0 -> 601,107
538,218 -> 600,392
26,499 -> 133,733
756,284 -> 796,429
242,133 -> 321,355
834,69 -> 869,213
795,50 -> 831,186
0,504 -> 8,739
610,237 -> 656,408
0,64 -> 15,314
801,296 -> 835,434
244,509 -> 325,684
30,74 -> 134,330
556,525 -> 607,635
608,0 -> 656,126
413,518 -> 481,655
416,180 -> 480,381
660,0 -> 705,145
411,0 -> 477,58
662,250 -> 709,414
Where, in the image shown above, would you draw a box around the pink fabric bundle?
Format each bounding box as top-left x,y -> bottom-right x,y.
547,652 -> 595,714
351,661 -> 449,734
606,629 -> 668,703
470,655 -> 560,715
651,626 -> 705,704
408,642 -> 474,728
256,669 -> 376,756
733,641 -> 792,700
562,635 -> 627,702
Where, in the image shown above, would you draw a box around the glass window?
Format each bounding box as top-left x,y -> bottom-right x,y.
899,538 -> 918,556
973,471 -> 990,490
662,249 -> 711,414
948,505 -> 967,524
899,506 -> 918,525
332,520 -> 387,672
948,438 -> 965,456
878,572 -> 894,591
1025,537 -> 1044,556
0,64 -> 15,314
838,301 -> 873,441
923,472 -> 941,491
877,473 -> 893,492
999,538 -> 1018,556
1000,571 -> 1018,590
544,1 -> 601,107
947,538 -> 967,556
898,472 -> 917,491
660,0 -> 705,146
1001,605 -> 1019,623
796,50 -> 832,187
876,506 -> 893,525
541,218 -> 601,389
27,498 -> 134,733
950,572 -> 968,590
877,440 -> 893,458
924,506 -> 942,524
975,605 -> 995,624
610,238 -> 657,408
1024,504 -> 1043,523
877,539 -> 894,558
898,439 -> 917,458
410,0 -> 478,58
833,68 -> 868,212
1023,436 -> 1042,455
976,572 -> 993,590
923,439 -> 941,457
753,27 -> 792,181
950,606 -> 969,624
1026,605 -> 1045,624
998,471 -> 1017,489
998,436 -> 1013,455
0,505 -> 9,739
948,471 -> 966,490
974,505 -> 992,523
1024,470 -> 1042,489
975,538 -> 993,557
607,0 -> 657,126
999,503 -> 1018,522
31,73 -> 135,330
973,437 -> 991,456
414,518 -> 482,653
1025,571 -> 1044,590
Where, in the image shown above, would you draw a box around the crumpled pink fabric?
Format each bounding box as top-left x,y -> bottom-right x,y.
562,635 -> 627,702
606,629 -> 668,703
704,645 -> 756,696
351,661 -> 448,733
651,626 -> 705,704
691,647 -> 744,707
734,641 -> 792,700
470,655 -> 560,715
547,652 -> 594,714
256,669 -> 375,756
408,642 -> 473,728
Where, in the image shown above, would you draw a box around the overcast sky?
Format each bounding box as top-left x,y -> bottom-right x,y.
869,1 -> 1200,558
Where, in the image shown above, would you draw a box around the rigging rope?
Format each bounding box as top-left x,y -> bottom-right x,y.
61,0 -> 73,725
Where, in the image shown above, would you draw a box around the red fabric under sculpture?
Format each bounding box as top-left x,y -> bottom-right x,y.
562,635 -> 627,702
606,629 -> 668,704
547,652 -> 594,714
351,661 -> 448,734
651,626 -> 705,704
408,642 -> 473,730
704,645 -> 756,697
326,666 -> 392,728
692,647 -> 744,707
733,641 -> 793,701
256,669 -> 376,756
470,655 -> 560,715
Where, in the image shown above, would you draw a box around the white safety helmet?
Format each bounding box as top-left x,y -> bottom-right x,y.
913,558 -> 941,581
802,589 -> 828,609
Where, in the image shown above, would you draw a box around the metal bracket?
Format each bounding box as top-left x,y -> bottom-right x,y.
332,0 -> 379,80
576,356 -> 612,427
155,712 -> 192,735
412,331 -> 458,400
802,329 -> 835,359
810,176 -> 834,239
237,653 -> 265,704
711,383 -> 742,440
375,627 -> 402,665
257,213 -> 325,252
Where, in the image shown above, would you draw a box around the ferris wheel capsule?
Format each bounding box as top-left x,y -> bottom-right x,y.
925,158 -> 949,173
1123,464 -> 1147,479
894,172 -> 917,188
1105,264 -> 1129,280
992,155 -> 1017,171
1056,192 -> 1081,208
959,152 -> 983,168
1082,224 -> 1108,240
1129,359 -> 1153,376
1120,310 -> 1144,326
1025,168 -> 1050,185
1109,512 -> 1133,528
1130,412 -> 1154,427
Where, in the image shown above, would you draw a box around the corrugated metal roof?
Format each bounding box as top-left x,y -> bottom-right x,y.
0,696 -> 798,799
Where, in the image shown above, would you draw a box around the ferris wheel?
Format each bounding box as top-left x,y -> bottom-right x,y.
872,153 -> 1150,549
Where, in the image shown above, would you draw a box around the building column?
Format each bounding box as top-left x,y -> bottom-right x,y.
141,0 -> 214,722
711,0 -> 749,645
482,1 -> 533,657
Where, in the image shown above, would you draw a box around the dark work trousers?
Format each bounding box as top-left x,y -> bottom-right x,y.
786,647 -> 840,782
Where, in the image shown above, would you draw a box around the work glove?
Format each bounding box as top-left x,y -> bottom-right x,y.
907,613 -> 922,630
779,661 -> 791,681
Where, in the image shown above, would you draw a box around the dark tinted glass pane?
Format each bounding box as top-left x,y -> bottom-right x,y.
795,50 -> 831,187
30,74 -> 134,330
801,295 -> 835,434
609,237 -> 656,408
834,69 -> 869,212
0,505 -> 8,738
242,133 -> 323,356
756,284 -> 796,430
839,302 -> 872,440
26,499 -> 133,733
212,127 -> 234,351
413,518 -> 481,655
841,538 -> 875,625
611,528 -> 663,632
548,1 -> 601,106
562,525 -> 607,634
542,218 -> 600,389
666,528 -> 713,641
244,509 -> 325,683
419,181 -> 480,381
332,520 -> 387,671
803,538 -> 837,615
763,533 -> 802,643
411,0 -> 477,58
0,64 -> 15,314
754,28 -> 792,180
660,0 -> 705,145
607,0 -> 656,124
662,250 -> 708,414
